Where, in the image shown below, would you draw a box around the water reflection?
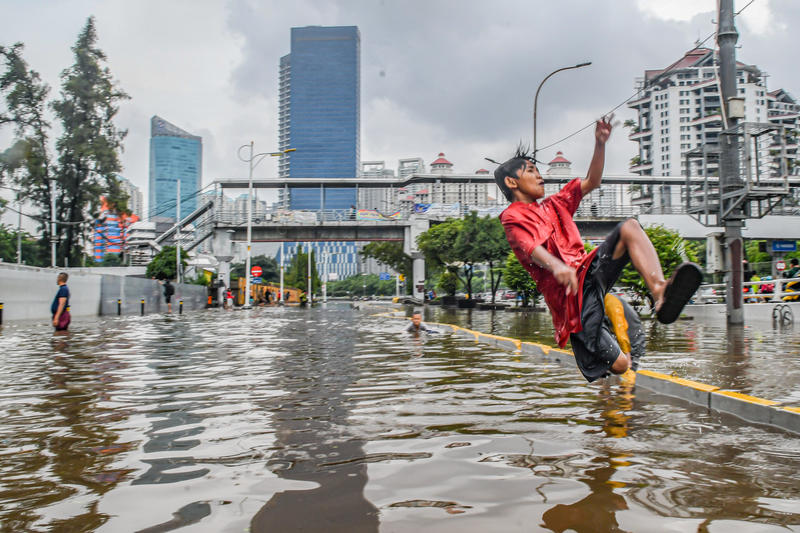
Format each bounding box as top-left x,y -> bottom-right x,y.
133,318 -> 209,487
426,305 -> 800,401
250,307 -> 379,532
0,306 -> 798,531
541,382 -> 633,533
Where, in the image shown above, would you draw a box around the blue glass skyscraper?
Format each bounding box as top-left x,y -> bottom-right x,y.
149,116 -> 202,220
278,26 -> 361,281
279,25 -> 360,209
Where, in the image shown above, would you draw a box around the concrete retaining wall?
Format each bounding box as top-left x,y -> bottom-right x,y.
0,263 -> 207,321
0,264 -> 101,319
381,312 -> 800,436
99,275 -> 207,316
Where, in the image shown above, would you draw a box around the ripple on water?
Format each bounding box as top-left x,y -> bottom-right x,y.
0,305 -> 797,532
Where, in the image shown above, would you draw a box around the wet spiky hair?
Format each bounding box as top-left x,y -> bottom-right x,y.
492,143 -> 539,202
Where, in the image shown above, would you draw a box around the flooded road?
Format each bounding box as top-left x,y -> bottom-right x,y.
426,305 -> 800,404
0,304 -> 798,532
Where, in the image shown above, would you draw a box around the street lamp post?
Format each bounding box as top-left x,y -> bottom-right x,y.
238,142 -> 295,309
533,62 -> 591,157
279,243 -> 285,304
49,176 -> 57,267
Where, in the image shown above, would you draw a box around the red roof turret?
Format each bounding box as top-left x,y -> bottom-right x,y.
548,151 -> 571,165
431,152 -> 452,166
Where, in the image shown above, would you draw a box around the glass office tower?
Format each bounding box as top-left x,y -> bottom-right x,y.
278,25 -> 360,208
278,26 -> 361,281
149,116 -> 202,220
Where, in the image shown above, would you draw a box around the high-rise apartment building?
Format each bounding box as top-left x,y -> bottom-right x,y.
627,48 -> 799,209
358,161 -> 395,211
117,175 -> 143,219
149,115 -> 202,221
425,152 -> 491,207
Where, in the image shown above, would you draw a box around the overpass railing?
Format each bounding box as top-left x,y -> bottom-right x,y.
210,203 -> 705,226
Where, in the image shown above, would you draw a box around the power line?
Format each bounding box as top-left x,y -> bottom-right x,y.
146,182 -> 215,220
1,203 -> 84,225
536,0 -> 760,154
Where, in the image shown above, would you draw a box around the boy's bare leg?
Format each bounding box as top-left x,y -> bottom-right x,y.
611,219 -> 668,310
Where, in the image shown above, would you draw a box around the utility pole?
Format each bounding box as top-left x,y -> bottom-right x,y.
718,0 -> 744,324
279,243 -> 284,303
16,191 -> 22,264
49,177 -> 56,267
237,142 -> 295,309
176,180 -> 181,285
323,251 -> 328,303
307,242 -> 312,305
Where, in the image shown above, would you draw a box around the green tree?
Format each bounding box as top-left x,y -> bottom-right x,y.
417,217 -> 476,296
0,44 -> 54,257
1,19 -> 129,267
95,252 -> 123,266
618,224 -> 698,307
436,270 -> 459,297
744,240 -> 771,275
51,17 -> 130,265
503,251 -> 539,307
451,211 -> 487,298
145,246 -> 188,281
472,214 -> 510,302
0,224 -> 47,265
327,273 -> 395,297
285,244 -> 321,294
361,241 -> 412,293
231,255 -> 279,282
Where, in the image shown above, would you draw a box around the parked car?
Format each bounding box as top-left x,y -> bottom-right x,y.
502,291 -> 518,300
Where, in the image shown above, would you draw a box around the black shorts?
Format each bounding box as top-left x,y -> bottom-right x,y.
570,221 -> 632,382
165,295 -> 172,304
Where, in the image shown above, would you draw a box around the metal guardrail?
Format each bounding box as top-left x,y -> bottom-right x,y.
695,277 -> 800,304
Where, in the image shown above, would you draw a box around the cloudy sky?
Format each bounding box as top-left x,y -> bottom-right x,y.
1,0 -> 798,216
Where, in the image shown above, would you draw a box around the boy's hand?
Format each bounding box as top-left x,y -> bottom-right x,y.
553,263 -> 579,296
595,114 -> 614,145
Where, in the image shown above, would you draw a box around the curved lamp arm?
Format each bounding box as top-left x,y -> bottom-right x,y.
533,62 -> 591,158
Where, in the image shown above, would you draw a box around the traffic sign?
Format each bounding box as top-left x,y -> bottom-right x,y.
251,265 -> 263,277
379,272 -> 391,280
772,240 -> 797,253
776,261 -> 786,272
251,277 -> 263,284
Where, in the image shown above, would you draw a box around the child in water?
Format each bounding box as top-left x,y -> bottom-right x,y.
495,116 -> 701,382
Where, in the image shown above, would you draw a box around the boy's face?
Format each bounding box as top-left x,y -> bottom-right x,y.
506,161 -> 544,202
412,314 -> 422,327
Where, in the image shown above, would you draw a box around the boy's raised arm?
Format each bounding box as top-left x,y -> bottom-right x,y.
580,115 -> 614,197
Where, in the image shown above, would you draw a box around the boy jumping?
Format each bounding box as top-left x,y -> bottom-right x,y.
495,116 -> 702,382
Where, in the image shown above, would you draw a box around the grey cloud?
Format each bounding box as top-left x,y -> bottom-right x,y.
227,0 -> 780,174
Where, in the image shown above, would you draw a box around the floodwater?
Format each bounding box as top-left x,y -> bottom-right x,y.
425,305 -> 800,405
0,304 -> 798,532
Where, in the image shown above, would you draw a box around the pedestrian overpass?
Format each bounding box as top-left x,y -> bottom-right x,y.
152,173 -> 800,300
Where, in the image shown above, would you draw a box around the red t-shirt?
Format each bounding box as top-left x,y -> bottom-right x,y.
499,178 -> 598,347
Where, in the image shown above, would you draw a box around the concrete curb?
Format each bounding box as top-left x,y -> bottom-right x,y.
378,313 -> 800,436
